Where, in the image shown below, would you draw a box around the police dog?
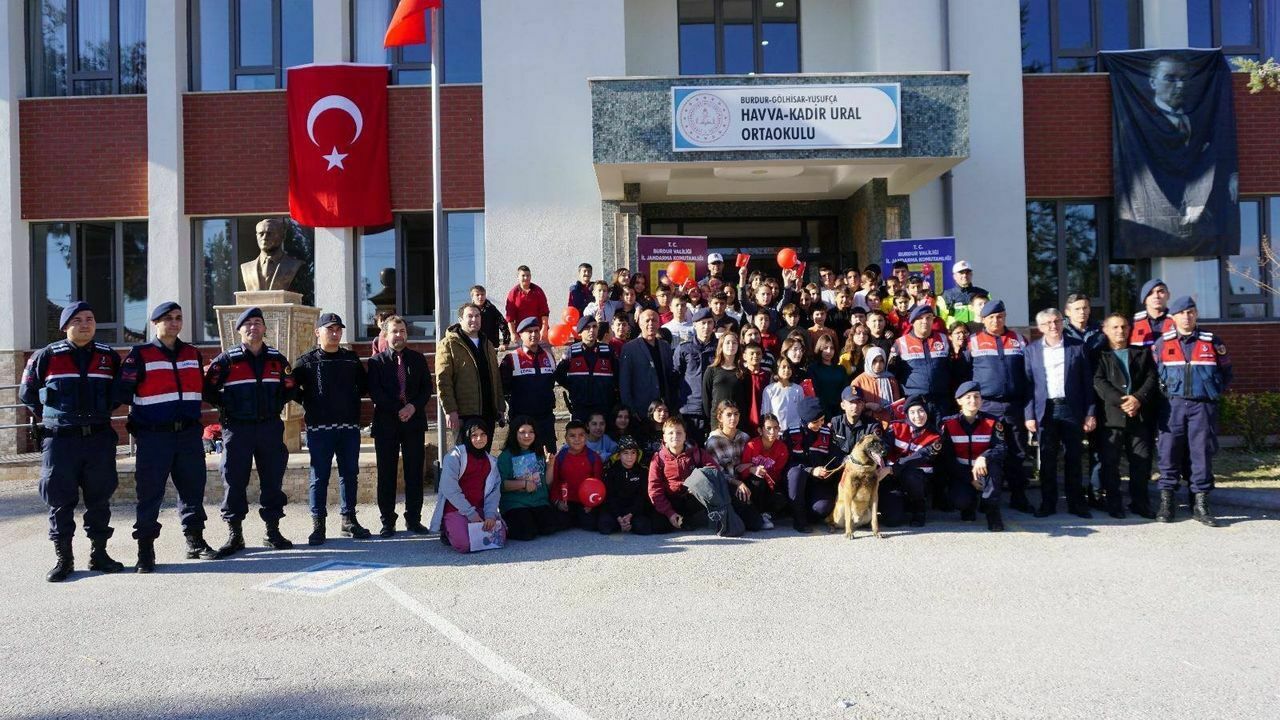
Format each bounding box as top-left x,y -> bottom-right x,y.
830,434 -> 887,540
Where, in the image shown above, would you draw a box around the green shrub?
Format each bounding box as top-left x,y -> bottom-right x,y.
1218,392 -> 1280,451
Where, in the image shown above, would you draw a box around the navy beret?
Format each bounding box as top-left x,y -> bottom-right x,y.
689,307 -> 713,323
980,299 -> 1006,318
955,380 -> 982,400
908,304 -> 934,323
1140,278 -> 1167,302
575,315 -> 597,333
59,301 -> 94,331
841,385 -> 864,403
516,316 -> 541,333
316,312 -> 345,329
799,396 -> 826,423
1168,295 -> 1197,315
150,301 -> 181,322
235,307 -> 263,330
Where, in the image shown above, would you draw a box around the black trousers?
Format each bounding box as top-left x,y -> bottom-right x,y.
1036,401 -> 1084,512
878,466 -> 930,526
1097,424 -> 1154,511
503,504 -> 567,540
220,420 -> 287,523
373,421 -> 425,525
39,429 -> 118,542
651,493 -> 709,532
680,413 -> 710,447
982,399 -> 1029,502
133,426 -> 207,540
598,506 -> 663,535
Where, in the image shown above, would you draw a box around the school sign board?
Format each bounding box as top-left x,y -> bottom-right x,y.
882,237 -> 956,292
637,235 -> 707,290
672,84 -> 901,151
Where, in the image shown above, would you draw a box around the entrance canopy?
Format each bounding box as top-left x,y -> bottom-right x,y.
590,73 -> 969,202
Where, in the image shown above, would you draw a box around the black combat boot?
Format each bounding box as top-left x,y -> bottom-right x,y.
214,520 -> 245,558
341,513 -> 372,539
88,537 -> 125,573
1155,489 -> 1175,523
263,519 -> 294,549
46,539 -> 74,583
135,539 -> 156,574
984,500 -> 1005,532
308,517 -> 326,546
184,530 -> 218,560
1192,492 -> 1218,527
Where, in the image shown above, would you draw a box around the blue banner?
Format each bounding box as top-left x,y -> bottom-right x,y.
882,237 -> 956,292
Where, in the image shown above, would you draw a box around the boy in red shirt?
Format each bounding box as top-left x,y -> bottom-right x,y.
648,417 -> 760,535
550,421 -> 604,530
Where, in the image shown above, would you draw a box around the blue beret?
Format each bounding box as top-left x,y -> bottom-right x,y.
1168,295 -> 1196,315
150,301 -> 182,322
980,299 -> 1005,318
59,301 -> 94,330
841,385 -> 865,403
235,307 -> 263,329
575,315 -> 597,333
516,317 -> 541,333
689,307 -> 713,323
908,304 -> 934,323
955,380 -> 982,400
799,396 -> 826,423
1140,278 -> 1166,302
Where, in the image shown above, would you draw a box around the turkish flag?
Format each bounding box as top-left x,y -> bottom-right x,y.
287,64 -> 392,228
384,0 -> 442,47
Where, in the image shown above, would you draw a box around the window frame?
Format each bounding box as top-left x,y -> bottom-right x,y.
1022,0 -> 1144,74
1025,198 -> 1136,318
349,0 -> 483,86
677,0 -> 803,76
30,220 -> 148,347
25,0 -> 145,96
1188,0 -> 1265,59
188,0 -> 309,91
1211,195 -> 1274,319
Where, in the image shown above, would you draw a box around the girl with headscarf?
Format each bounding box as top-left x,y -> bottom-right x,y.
431,418 -> 506,553
851,346 -> 903,423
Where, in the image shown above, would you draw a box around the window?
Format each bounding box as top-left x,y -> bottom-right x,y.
193,217 -> 315,341
678,0 -> 800,76
352,0 -> 482,85
1021,0 -> 1143,73
31,221 -> 148,345
355,211 -> 486,339
1025,199 -> 1136,318
189,0 -> 313,91
1188,0 -> 1265,61
1204,197 -> 1277,318
27,0 -> 146,96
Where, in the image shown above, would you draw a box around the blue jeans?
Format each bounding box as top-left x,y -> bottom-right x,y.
307,427 -> 361,517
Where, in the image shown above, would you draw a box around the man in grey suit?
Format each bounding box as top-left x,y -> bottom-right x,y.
619,308 -> 674,417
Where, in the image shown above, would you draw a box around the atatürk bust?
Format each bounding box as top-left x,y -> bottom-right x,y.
240,218 -> 305,292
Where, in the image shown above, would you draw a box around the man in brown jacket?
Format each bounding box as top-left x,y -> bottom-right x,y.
435,303 -> 505,434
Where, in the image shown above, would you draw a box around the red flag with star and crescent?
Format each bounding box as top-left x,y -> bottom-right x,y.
286,64 -> 392,228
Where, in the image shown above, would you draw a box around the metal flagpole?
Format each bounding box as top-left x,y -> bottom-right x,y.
430,6 -> 448,457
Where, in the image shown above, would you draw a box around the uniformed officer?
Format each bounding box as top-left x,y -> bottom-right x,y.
888,304 -> 952,417
20,301 -> 125,581
203,307 -> 298,556
293,313 -> 370,546
938,260 -> 988,328
672,308 -> 718,445
883,395 -> 943,528
964,299 -> 1034,513
1152,296 -> 1232,526
115,301 -> 216,573
501,317 -> 558,456
553,314 -> 618,423
1130,278 -> 1173,349
939,381 -> 1007,532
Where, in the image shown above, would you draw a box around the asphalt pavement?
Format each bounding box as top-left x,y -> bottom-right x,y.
0,482 -> 1276,720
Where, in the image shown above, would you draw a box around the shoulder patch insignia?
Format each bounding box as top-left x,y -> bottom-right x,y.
1215,343 -> 1227,355
931,440 -> 943,452
994,421 -> 1004,432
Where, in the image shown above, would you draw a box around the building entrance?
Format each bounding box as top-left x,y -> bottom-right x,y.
644,217 -> 844,279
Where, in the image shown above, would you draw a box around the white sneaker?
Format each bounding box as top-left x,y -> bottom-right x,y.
760,513 -> 775,530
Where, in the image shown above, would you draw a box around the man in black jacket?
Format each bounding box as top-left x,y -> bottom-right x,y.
293,313 -> 370,545
470,285 -> 511,349
1093,312 -> 1160,519
366,315 -> 431,537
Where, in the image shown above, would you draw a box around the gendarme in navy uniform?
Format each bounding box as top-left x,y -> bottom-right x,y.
292,313 -> 370,545
115,301 -> 216,572
19,301 -> 125,582
202,307 -> 298,556
1151,295 -> 1232,527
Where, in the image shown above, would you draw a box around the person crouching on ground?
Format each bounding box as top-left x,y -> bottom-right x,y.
599,436 -> 661,535
432,418 -> 505,553
550,421 -> 605,531
498,416 -> 563,541
648,417 -> 758,536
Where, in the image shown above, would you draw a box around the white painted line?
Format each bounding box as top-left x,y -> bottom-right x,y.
374,577 -> 595,720
258,560 -> 396,597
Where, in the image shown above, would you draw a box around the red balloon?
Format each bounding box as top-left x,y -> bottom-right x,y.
776,248 -> 798,269
562,306 -> 581,324
548,323 -> 574,346
578,477 -> 607,508
666,261 -> 690,286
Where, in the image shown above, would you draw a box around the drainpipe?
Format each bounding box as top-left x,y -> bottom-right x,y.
940,0 -> 955,237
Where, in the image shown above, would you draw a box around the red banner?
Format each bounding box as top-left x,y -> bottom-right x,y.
287,64 -> 392,228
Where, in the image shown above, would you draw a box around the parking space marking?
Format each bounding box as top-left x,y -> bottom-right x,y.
375,577 -> 595,720
258,560 -> 395,597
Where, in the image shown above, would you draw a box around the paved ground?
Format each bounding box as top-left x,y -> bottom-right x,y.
0,481 -> 1277,720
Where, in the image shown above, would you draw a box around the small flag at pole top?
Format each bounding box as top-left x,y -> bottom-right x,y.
384,0 -> 443,48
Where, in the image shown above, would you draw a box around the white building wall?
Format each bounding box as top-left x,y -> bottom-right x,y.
625,0 -> 679,76
0,0 -> 29,353
948,0 -> 1031,325
482,0 -> 627,304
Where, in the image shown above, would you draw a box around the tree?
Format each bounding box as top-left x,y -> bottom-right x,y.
1233,58 -> 1280,94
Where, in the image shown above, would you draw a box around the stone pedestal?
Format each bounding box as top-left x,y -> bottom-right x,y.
213,290 -> 320,452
